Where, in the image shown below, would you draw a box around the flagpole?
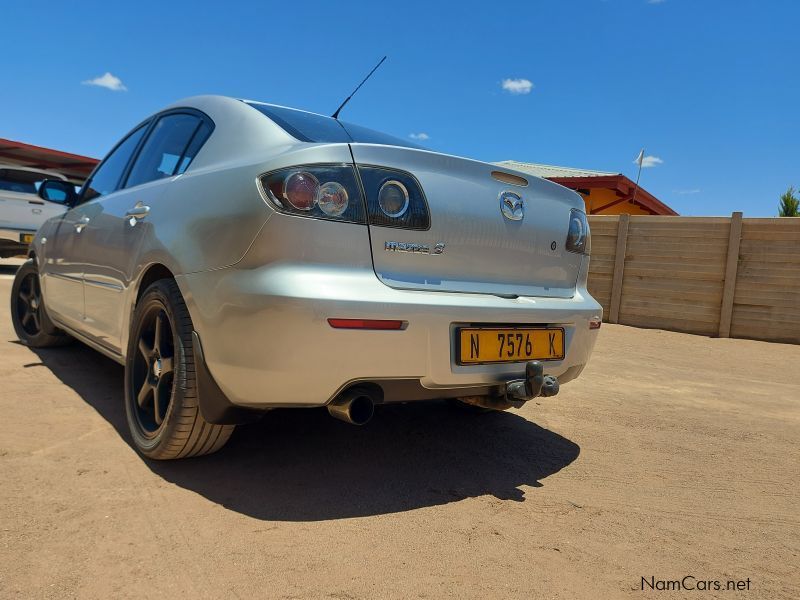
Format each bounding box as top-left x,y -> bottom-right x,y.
631,148 -> 644,206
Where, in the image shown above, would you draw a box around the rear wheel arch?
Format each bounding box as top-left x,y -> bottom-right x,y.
135,263 -> 177,306
128,264 -> 181,354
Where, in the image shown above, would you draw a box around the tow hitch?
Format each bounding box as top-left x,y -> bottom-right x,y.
505,360 -> 560,405
455,361 -> 560,411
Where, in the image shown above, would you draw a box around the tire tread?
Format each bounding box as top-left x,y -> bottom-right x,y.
126,278 -> 233,460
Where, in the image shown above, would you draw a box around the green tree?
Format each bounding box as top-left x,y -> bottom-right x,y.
779,186 -> 799,217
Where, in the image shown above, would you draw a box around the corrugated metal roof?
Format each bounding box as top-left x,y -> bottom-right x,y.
494,160 -> 619,179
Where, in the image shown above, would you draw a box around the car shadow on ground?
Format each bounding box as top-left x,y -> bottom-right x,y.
29,341 -> 580,521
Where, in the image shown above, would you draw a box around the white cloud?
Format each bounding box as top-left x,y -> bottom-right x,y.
635,155 -> 664,168
674,189 -> 701,195
82,72 -> 127,92
647,0 -> 666,4
409,132 -> 430,140
501,78 -> 534,95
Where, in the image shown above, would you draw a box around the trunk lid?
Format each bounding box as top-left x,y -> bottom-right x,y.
350,144 -> 585,298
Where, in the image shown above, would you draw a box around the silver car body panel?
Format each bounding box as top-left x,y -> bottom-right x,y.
350,144 -> 583,298
31,95 -> 602,407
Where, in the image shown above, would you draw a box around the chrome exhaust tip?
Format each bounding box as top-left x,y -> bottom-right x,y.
327,388 -> 375,425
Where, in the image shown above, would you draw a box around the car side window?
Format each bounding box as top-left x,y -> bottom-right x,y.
175,120 -> 212,175
81,124 -> 148,203
125,113 -> 208,188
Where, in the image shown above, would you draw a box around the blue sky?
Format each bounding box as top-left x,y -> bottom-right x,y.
3,0 -> 798,216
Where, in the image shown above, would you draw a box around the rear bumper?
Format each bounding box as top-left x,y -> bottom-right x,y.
178,263 -> 602,409
0,228 -> 33,256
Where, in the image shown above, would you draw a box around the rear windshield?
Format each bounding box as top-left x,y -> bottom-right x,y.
0,169 -> 52,194
245,102 -> 424,149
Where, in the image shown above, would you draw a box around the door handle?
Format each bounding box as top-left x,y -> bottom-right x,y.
126,202 -> 150,226
75,216 -> 90,233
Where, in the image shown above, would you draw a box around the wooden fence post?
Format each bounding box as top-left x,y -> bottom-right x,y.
718,211 -> 743,338
608,213 -> 629,324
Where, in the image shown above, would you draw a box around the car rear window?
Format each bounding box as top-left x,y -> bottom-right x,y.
244,102 -> 423,149
0,169 -> 52,194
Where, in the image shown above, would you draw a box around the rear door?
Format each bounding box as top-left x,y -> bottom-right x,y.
80,111 -> 210,352
350,144 -> 585,298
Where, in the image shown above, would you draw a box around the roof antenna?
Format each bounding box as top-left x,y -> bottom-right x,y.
331,56 -> 387,120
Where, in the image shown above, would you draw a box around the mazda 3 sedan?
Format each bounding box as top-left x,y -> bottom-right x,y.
11,95 -> 602,459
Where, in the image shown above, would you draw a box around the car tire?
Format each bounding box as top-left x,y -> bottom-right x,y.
10,259 -> 72,347
124,279 -> 234,460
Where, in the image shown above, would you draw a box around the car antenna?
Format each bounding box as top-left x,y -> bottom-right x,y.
331,56 -> 387,120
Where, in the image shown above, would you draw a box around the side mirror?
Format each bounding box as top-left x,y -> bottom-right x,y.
38,179 -> 77,205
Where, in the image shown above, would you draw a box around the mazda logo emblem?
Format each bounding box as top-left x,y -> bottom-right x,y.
499,191 -> 524,221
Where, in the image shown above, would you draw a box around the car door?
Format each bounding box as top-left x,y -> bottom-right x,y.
42,203 -> 94,329
42,124 -> 149,332
80,112 -> 209,352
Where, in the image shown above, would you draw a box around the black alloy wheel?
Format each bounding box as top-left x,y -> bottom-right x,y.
124,279 -> 234,459
10,259 -> 71,347
15,270 -> 43,337
130,305 -> 176,436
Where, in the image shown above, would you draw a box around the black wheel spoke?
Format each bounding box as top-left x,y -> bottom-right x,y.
18,290 -> 31,307
137,379 -> 154,408
21,311 -> 33,328
138,337 -> 152,360
154,313 -> 164,356
31,312 -> 40,332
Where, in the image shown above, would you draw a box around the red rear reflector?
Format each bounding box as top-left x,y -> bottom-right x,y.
589,318 -> 602,330
328,318 -> 405,330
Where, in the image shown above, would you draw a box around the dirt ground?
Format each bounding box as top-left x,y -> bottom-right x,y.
0,261 -> 798,599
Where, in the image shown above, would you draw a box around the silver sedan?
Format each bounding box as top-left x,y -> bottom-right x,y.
11,96 -> 602,459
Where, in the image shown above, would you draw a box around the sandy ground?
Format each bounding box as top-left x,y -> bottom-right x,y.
0,260 -> 798,599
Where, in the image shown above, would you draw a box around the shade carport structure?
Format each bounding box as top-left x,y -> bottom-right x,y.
0,138 -> 99,185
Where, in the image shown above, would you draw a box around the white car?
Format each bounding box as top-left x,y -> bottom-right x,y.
0,165 -> 71,257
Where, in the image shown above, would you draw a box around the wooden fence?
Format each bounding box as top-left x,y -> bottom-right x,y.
587,213 -> 800,345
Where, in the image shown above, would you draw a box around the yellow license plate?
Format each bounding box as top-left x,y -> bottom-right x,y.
458,327 -> 565,365
20,233 -> 34,244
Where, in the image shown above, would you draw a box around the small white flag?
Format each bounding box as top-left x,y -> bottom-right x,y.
635,148 -> 645,167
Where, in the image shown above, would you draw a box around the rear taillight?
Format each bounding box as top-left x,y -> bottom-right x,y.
259,164 -> 366,224
258,164 -> 429,230
565,208 -> 590,255
358,166 -> 430,230
283,171 -> 319,211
